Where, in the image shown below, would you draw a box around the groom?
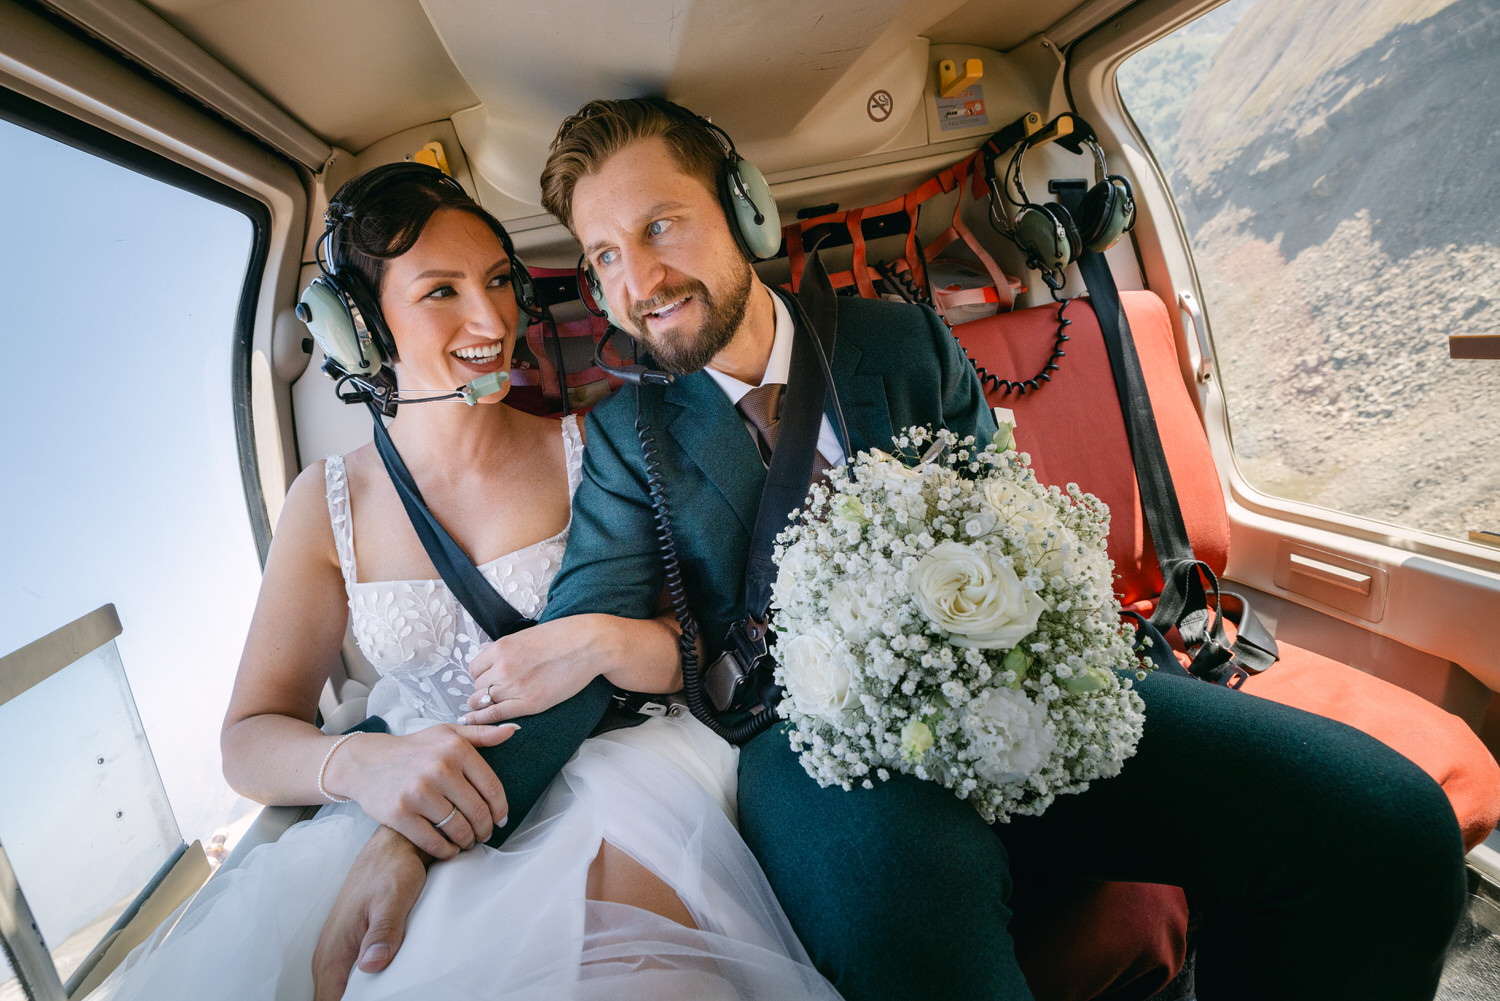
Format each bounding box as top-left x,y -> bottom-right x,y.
312,98 -> 1465,1000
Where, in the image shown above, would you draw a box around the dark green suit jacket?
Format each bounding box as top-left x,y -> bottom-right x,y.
481,292 -> 996,844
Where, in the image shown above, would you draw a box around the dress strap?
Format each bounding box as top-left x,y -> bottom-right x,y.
561,414 -> 585,498
323,454 -> 359,591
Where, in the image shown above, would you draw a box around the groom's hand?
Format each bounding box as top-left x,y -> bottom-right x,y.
312,826 -> 430,1000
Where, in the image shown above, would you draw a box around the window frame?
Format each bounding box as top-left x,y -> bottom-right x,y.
0,0 -> 316,566
1063,0 -> 1500,701
1066,0 -> 1500,569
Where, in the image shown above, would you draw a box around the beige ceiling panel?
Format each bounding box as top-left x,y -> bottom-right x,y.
144,0 -> 476,152
429,0 -> 971,206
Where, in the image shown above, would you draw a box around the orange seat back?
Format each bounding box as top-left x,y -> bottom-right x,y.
953,290 -> 1229,606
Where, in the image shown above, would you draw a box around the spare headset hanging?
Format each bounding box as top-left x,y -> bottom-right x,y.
987,117 -> 1136,288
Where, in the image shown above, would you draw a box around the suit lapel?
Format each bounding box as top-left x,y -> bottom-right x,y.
656,308 -> 893,532
663,372 -> 765,536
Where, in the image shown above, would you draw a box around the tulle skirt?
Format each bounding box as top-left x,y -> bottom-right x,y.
89,715 -> 842,1000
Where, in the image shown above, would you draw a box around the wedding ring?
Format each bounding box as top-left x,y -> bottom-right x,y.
434,806 -> 459,830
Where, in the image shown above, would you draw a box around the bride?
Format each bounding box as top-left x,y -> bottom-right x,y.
90,163 -> 841,1000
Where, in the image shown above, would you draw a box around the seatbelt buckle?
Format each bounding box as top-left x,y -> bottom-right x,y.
705,618 -> 780,714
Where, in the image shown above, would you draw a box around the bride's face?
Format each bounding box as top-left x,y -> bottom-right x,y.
379,207 -> 521,403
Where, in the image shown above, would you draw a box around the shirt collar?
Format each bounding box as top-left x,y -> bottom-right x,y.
705,285 -> 794,405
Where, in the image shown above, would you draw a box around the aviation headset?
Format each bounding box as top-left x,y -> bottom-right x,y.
575,98 -> 781,331
1001,132 -> 1136,273
297,161 -> 536,380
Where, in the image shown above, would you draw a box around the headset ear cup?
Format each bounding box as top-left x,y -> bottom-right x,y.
1015,202 -> 1081,270
335,268 -> 397,363
1047,203 -> 1082,266
582,264 -> 628,332
1012,205 -> 1059,271
722,158 -> 782,260
1076,179 -> 1116,252
1079,175 -> 1136,254
297,276 -> 380,375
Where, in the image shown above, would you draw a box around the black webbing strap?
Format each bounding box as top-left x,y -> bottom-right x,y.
367,404 -> 530,640
741,260 -> 838,625
1069,247 -> 1277,685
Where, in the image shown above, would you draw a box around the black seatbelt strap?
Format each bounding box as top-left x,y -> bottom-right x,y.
695,249 -> 847,736
742,255 -> 844,628
1065,233 -> 1277,685
367,404 -> 530,641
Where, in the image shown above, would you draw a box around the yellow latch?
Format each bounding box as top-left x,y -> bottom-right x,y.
939,58 -> 984,99
413,141 -> 451,176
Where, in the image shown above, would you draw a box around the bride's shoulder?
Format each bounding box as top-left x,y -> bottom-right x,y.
265,458 -> 343,566
509,409 -> 583,451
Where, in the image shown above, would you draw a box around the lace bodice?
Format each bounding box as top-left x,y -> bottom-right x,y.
324,416 -> 583,724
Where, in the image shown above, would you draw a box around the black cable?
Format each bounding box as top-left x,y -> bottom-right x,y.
961,292 -> 1072,397
874,259 -> 931,307
636,390 -> 779,744
536,299 -> 571,417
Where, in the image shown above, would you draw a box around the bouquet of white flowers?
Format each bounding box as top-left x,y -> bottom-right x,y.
770,424 -> 1148,823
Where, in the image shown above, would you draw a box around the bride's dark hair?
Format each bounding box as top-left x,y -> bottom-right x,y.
326,164 -> 518,298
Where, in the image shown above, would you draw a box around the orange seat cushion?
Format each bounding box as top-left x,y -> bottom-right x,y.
953,289 -> 1500,998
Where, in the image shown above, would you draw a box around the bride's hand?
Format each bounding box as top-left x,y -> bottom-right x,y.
461,617 -> 604,723
321,724 -> 518,858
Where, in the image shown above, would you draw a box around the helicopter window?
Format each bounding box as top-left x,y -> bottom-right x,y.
0,98 -> 264,896
1118,0 -> 1500,545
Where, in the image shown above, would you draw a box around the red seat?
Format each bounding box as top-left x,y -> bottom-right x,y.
953,289 -> 1500,999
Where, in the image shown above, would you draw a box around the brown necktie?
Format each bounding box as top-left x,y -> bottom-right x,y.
737,383 -> 831,482
738,383 -> 783,462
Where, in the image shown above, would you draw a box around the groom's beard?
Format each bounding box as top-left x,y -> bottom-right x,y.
627,266 -> 752,375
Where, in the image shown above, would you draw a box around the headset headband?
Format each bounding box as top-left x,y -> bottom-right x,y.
320,162 -> 486,277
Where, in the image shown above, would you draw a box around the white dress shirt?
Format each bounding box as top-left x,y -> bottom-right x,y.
704,286 -> 845,467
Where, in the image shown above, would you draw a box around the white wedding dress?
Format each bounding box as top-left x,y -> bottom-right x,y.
90,417 -> 841,1001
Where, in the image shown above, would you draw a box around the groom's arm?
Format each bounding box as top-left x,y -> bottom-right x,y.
543,398 -> 666,621
467,395 -> 667,833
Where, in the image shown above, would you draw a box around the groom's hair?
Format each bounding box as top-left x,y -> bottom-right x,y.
540,98 -> 725,233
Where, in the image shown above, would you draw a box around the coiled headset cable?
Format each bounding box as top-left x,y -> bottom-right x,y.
636,392 -> 779,744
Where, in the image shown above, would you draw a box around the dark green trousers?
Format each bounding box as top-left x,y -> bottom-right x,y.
737,669 -> 1467,1001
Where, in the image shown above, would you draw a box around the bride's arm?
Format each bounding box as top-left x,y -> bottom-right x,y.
219,463 -> 516,858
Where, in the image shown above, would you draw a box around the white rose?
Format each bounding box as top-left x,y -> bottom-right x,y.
981,479 -> 1072,576
964,688 -> 1056,785
778,627 -> 858,720
908,542 -> 1049,649
827,578 -> 888,644
980,477 -> 1033,517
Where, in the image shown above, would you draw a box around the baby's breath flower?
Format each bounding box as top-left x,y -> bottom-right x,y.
772,426 -> 1148,824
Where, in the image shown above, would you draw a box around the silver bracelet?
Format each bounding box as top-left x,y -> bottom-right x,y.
317,732 -> 360,804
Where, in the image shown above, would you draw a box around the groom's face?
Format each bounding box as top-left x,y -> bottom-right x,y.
573,137 -> 753,374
